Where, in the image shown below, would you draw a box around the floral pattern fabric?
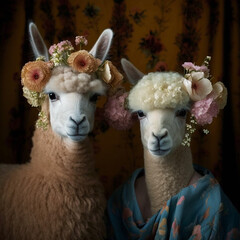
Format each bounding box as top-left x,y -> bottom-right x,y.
107,166 -> 240,239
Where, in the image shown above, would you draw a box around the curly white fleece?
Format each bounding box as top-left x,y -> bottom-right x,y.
45,66 -> 106,95
128,72 -> 190,112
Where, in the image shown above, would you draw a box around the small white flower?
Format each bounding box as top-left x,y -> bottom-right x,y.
203,129 -> 209,134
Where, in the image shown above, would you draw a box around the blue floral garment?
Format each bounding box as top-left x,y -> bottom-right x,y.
107,166 -> 240,240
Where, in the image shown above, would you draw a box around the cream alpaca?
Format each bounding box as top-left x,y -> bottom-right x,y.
0,22 -> 114,240
107,59 -> 238,239
121,59 -> 202,217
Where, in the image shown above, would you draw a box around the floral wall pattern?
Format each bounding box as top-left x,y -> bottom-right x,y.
0,0 -> 239,210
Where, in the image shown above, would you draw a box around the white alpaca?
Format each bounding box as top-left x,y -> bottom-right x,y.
122,59 -> 201,217
0,23 -> 114,240
107,59 -> 240,239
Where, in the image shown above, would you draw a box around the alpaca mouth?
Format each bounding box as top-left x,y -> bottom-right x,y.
67,133 -> 88,142
149,148 -> 171,156
67,133 -> 88,137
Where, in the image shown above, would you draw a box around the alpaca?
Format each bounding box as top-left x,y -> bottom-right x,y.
0,22 -> 122,240
107,59 -> 240,239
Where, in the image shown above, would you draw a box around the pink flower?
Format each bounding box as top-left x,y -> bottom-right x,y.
75,36 -> 88,46
191,96 -> 219,125
49,40 -> 73,56
196,65 -> 209,76
103,91 -> 135,130
182,62 -> 197,71
183,71 -> 213,101
49,44 -> 57,55
182,62 -> 210,77
57,40 -> 73,53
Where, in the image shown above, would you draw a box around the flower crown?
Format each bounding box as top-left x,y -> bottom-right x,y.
181,56 -> 227,146
103,56 -> 227,144
21,35 -> 123,129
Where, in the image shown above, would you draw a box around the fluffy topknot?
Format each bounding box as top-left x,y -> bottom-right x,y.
44,66 -> 106,95
128,72 -> 190,112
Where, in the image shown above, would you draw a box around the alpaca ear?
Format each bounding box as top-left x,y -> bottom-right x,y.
121,58 -> 144,85
89,29 -> 113,62
28,21 -> 49,61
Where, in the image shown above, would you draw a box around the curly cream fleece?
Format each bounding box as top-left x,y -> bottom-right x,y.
45,66 -> 107,95
128,72 -> 190,112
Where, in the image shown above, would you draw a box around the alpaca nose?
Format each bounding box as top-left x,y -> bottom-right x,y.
152,129 -> 168,142
69,115 -> 86,126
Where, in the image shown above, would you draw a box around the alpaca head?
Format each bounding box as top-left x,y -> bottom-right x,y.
121,59 -> 191,156
21,22 -> 122,142
44,67 -> 106,141
122,58 -> 227,156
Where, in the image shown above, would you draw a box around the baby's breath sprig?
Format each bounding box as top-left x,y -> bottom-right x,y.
182,115 -> 197,147
203,56 -> 211,67
22,87 -> 46,107
36,56 -> 46,61
182,115 -> 211,147
203,129 -> 209,135
36,111 -> 48,130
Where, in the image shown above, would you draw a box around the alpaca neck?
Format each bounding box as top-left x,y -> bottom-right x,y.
30,127 -> 96,179
143,145 -> 194,215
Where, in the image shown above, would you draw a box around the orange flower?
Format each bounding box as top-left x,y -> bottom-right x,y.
67,50 -> 100,73
101,60 -> 123,87
21,61 -> 52,92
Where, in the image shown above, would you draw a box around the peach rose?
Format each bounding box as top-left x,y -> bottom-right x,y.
21,61 -> 52,92
67,50 -> 100,73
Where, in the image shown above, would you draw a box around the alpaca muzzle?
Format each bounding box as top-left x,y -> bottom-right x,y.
147,129 -> 172,156
66,115 -> 90,141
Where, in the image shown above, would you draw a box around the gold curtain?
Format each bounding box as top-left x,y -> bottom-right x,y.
0,0 -> 239,210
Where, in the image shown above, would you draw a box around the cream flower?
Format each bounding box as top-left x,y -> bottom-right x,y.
183,71 -> 212,101
100,60 -> 123,87
211,82 -> 228,109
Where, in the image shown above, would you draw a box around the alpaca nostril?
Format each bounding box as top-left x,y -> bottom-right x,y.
152,130 -> 168,141
152,133 -> 158,140
161,130 -> 168,139
69,115 -> 86,126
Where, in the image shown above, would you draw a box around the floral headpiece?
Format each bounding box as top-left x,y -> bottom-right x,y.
181,56 -> 227,146
103,56 -> 227,142
21,35 -> 123,129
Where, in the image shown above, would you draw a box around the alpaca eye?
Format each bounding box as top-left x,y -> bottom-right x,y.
48,92 -> 58,101
176,109 -> 187,117
90,93 -> 100,103
137,110 -> 146,119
